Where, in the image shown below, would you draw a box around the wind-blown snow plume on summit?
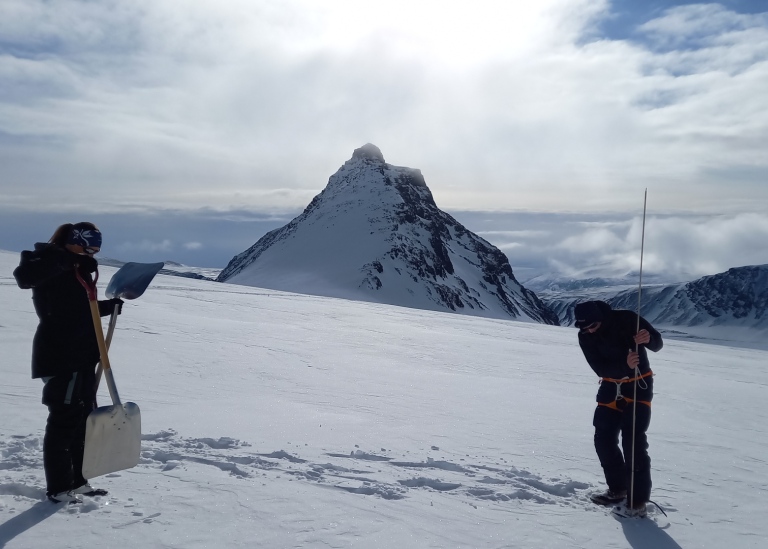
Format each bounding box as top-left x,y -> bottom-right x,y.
218,144 -> 557,324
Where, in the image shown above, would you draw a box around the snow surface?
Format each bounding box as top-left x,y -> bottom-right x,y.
1,248 -> 767,548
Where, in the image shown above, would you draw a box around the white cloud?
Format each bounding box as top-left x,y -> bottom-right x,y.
116,239 -> 173,253
497,242 -> 524,251
558,227 -> 626,254
458,210 -> 768,283
643,212 -> 768,276
543,212 -> 768,281
477,230 -> 551,238
0,0 -> 766,217
638,4 -> 765,50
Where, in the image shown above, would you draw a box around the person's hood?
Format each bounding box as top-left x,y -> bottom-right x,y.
574,300 -> 612,328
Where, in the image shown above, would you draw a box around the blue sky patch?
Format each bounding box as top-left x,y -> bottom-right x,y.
596,0 -> 767,48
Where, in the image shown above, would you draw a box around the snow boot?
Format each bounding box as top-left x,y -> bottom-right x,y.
612,501 -> 647,519
590,489 -> 627,506
48,490 -> 83,504
73,482 -> 108,497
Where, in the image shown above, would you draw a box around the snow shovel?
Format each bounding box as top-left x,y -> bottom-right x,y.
95,262 -> 165,391
75,262 -> 163,479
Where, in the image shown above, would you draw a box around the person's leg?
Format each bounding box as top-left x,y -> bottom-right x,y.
70,368 -> 95,489
593,405 -> 626,493
621,402 -> 652,507
70,402 -> 90,489
42,371 -> 91,496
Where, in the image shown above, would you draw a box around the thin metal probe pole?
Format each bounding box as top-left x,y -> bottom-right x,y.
630,189 -> 648,510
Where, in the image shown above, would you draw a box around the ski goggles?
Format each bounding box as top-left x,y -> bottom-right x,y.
68,227 -> 103,250
70,244 -> 100,255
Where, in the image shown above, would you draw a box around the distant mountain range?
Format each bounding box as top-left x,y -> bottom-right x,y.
217,144 -> 558,324
537,264 -> 768,346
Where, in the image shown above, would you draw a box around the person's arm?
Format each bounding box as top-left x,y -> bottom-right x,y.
13,247 -> 73,289
15,246 -> 99,289
633,317 -> 663,353
98,298 -> 123,317
627,316 -> 663,369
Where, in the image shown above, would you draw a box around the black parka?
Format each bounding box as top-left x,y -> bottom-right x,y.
13,243 -> 116,379
577,301 -> 663,405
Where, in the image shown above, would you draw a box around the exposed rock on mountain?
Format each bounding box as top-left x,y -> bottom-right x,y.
218,144 -> 558,324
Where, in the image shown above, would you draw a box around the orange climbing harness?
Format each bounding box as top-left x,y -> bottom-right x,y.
598,370 -> 653,410
601,370 -> 653,385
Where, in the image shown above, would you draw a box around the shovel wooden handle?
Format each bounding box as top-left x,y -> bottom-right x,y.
76,267 -> 122,406
95,310 -> 119,393
88,299 -> 112,372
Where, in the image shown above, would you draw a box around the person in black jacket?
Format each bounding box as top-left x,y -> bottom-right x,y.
574,300 -> 663,517
14,222 -> 122,504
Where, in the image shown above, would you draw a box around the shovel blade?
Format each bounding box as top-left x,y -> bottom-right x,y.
106,262 -> 164,300
82,402 -> 141,479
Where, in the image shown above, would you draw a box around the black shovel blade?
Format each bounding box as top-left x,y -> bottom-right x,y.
106,262 -> 164,300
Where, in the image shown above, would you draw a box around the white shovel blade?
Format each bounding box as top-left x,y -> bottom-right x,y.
82,402 -> 141,479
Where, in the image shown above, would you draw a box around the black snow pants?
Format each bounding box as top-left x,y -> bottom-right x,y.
593,400 -> 652,506
41,368 -> 96,495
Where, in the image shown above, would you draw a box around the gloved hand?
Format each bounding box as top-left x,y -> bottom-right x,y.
109,297 -> 124,315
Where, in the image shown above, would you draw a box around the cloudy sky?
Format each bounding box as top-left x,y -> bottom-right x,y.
1,0 -> 766,278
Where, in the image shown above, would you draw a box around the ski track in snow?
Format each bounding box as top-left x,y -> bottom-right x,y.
0,429 -> 617,517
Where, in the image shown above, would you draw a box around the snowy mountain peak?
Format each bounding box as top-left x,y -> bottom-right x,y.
351,142 -> 386,163
218,146 -> 558,324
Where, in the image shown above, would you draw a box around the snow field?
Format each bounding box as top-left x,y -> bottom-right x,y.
1,249 -> 767,548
